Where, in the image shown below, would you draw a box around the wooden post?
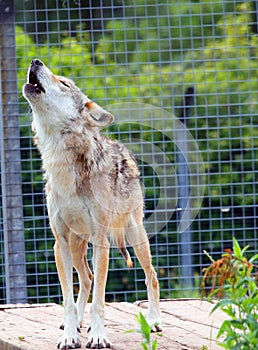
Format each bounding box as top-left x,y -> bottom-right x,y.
0,0 -> 27,303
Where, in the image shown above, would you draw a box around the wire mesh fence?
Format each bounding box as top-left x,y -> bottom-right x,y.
0,0 -> 257,304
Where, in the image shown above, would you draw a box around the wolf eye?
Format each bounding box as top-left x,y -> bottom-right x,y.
60,80 -> 70,88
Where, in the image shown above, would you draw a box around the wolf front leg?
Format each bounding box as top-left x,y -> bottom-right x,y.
54,235 -> 81,349
86,240 -> 111,349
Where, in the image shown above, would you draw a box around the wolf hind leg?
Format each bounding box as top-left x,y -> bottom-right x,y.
86,235 -> 112,349
70,233 -> 93,328
126,213 -> 162,331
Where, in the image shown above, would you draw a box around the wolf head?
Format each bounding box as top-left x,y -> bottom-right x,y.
23,59 -> 114,131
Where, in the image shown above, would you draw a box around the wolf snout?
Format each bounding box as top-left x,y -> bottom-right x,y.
31,59 -> 43,67
23,59 -> 46,97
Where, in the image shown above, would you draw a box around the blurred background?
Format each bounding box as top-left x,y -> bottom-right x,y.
0,0 -> 257,304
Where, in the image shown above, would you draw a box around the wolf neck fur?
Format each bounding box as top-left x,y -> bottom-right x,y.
33,116 -> 110,193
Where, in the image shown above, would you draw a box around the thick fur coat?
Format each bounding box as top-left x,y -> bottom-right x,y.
23,59 -> 162,349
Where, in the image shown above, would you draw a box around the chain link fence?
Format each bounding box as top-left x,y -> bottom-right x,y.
0,0 -> 257,304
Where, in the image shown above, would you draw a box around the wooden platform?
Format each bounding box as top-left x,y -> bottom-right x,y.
0,299 -> 226,350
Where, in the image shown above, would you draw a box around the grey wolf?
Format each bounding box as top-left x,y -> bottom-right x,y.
23,59 -> 162,349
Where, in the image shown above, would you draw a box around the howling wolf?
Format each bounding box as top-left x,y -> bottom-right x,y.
23,59 -> 162,349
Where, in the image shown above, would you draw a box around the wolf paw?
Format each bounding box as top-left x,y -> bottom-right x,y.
147,316 -> 163,333
85,334 -> 111,349
151,322 -> 163,333
57,332 -> 81,349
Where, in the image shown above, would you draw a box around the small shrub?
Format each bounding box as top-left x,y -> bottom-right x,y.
126,312 -> 160,350
202,237 -> 258,349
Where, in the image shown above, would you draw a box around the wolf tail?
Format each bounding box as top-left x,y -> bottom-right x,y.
113,230 -> 134,268
119,247 -> 134,268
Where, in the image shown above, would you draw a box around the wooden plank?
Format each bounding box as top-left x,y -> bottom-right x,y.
0,300 -> 225,350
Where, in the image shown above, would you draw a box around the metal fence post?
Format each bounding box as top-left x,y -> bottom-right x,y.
177,87 -> 195,288
0,0 -> 27,303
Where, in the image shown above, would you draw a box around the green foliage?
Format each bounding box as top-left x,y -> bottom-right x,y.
96,0 -> 236,65
15,1 -> 258,301
203,238 -> 258,349
18,336 -> 25,342
14,0 -> 123,45
126,312 -> 159,350
200,346 -> 208,350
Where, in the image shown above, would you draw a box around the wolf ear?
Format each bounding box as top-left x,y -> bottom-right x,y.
85,101 -> 114,127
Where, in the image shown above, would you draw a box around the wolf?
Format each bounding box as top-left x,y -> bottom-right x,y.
23,59 -> 162,349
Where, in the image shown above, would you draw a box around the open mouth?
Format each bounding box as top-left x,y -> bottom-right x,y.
28,70 -> 46,94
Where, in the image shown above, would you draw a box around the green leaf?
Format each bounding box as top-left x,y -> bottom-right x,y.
233,237 -> 242,259
241,245 -> 250,256
210,299 -> 236,314
217,320 -> 232,338
250,291 -> 258,304
229,320 -> 244,330
246,314 -> 258,332
152,339 -> 158,350
249,253 -> 258,263
208,287 -> 221,299
220,304 -> 236,318
136,312 -> 151,343
235,277 -> 250,292
124,329 -> 136,334
141,342 -> 148,350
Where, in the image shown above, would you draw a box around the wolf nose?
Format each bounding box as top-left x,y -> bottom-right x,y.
31,59 -> 43,66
